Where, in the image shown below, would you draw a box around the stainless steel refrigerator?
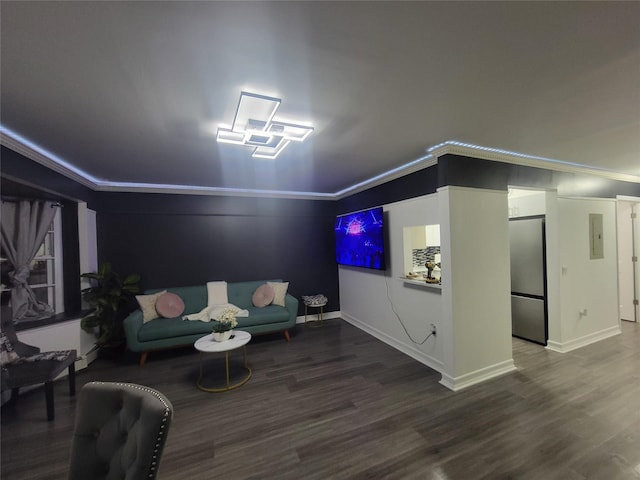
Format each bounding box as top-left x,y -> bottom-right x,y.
509,216 -> 548,345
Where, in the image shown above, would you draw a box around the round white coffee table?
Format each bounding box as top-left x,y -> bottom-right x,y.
194,330 -> 252,392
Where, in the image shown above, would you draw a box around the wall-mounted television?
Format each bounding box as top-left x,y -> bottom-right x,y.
335,206 -> 386,270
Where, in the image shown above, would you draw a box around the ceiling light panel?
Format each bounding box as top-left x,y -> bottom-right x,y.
217,90 -> 313,159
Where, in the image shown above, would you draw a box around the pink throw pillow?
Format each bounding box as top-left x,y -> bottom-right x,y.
155,292 -> 186,318
252,283 -> 275,308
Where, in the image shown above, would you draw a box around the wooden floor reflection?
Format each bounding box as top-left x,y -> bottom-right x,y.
2,319 -> 639,480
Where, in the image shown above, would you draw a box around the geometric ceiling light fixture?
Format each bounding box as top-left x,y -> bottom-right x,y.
216,91 -> 314,159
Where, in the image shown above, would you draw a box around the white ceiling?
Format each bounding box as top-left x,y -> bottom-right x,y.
1,1 -> 639,196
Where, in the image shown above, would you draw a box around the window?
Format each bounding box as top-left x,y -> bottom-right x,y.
0,208 -> 64,315
402,224 -> 441,281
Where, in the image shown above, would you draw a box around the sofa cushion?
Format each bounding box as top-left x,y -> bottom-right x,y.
145,285 -> 207,316
125,280 -> 299,353
227,280 -> 281,309
236,305 -> 290,328
207,281 -> 228,305
136,291 -> 166,323
137,305 -> 292,343
155,292 -> 185,318
252,284 -> 275,307
268,281 -> 289,307
137,316 -> 212,342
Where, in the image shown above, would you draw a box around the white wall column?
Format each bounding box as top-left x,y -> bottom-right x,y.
438,186 -> 515,390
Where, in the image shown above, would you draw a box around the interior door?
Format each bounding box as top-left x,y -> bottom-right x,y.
618,201 -> 639,322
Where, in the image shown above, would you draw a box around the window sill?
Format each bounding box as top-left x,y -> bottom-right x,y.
9,309 -> 92,332
402,278 -> 442,291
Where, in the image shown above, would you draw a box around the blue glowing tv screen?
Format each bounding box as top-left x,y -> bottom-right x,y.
334,206 -> 386,270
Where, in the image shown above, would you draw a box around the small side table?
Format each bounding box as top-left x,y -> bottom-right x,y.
302,295 -> 328,328
194,330 -> 252,392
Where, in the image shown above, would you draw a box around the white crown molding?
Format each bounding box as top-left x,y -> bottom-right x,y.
1,132 -> 96,190
93,182 -> 336,201
3,127 -> 638,200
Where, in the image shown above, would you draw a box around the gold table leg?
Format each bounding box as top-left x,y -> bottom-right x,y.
305,304 -> 325,328
197,346 -> 252,393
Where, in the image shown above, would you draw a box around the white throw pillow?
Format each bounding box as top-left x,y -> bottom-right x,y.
267,282 -> 289,307
207,281 -> 228,306
136,290 -> 167,323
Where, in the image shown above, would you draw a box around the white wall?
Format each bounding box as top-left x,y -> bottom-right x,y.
340,188 -> 516,392
340,195 -> 443,373
546,197 -> 621,352
438,186 -> 515,390
78,203 -> 98,307
508,188 -> 546,217
545,191 -> 562,344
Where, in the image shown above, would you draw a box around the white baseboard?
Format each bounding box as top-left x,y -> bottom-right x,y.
438,359 -> 517,392
295,310 -> 342,324
546,325 -> 622,353
305,312 -> 516,392
340,312 -> 444,374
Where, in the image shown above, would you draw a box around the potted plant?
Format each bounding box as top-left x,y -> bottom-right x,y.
211,307 -> 238,342
80,262 -> 141,351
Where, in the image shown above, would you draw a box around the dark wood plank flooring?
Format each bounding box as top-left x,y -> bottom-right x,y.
2,320 -> 639,479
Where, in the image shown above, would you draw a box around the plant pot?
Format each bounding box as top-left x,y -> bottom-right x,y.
212,330 -> 232,342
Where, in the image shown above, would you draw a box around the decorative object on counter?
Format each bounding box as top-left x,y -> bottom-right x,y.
424,262 -> 440,283
424,261 -> 442,284
406,272 -> 419,279
211,307 -> 238,341
425,262 -> 435,279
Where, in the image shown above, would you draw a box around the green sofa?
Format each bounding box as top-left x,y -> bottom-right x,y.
123,280 -> 298,365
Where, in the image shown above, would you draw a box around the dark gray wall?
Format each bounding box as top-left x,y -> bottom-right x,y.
94,192 -> 339,315
337,155 -> 640,213
437,154 -> 640,198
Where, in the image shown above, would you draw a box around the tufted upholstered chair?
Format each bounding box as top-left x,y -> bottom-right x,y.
68,381 -> 173,480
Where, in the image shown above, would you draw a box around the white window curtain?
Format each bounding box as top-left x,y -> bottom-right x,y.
1,199 -> 57,322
